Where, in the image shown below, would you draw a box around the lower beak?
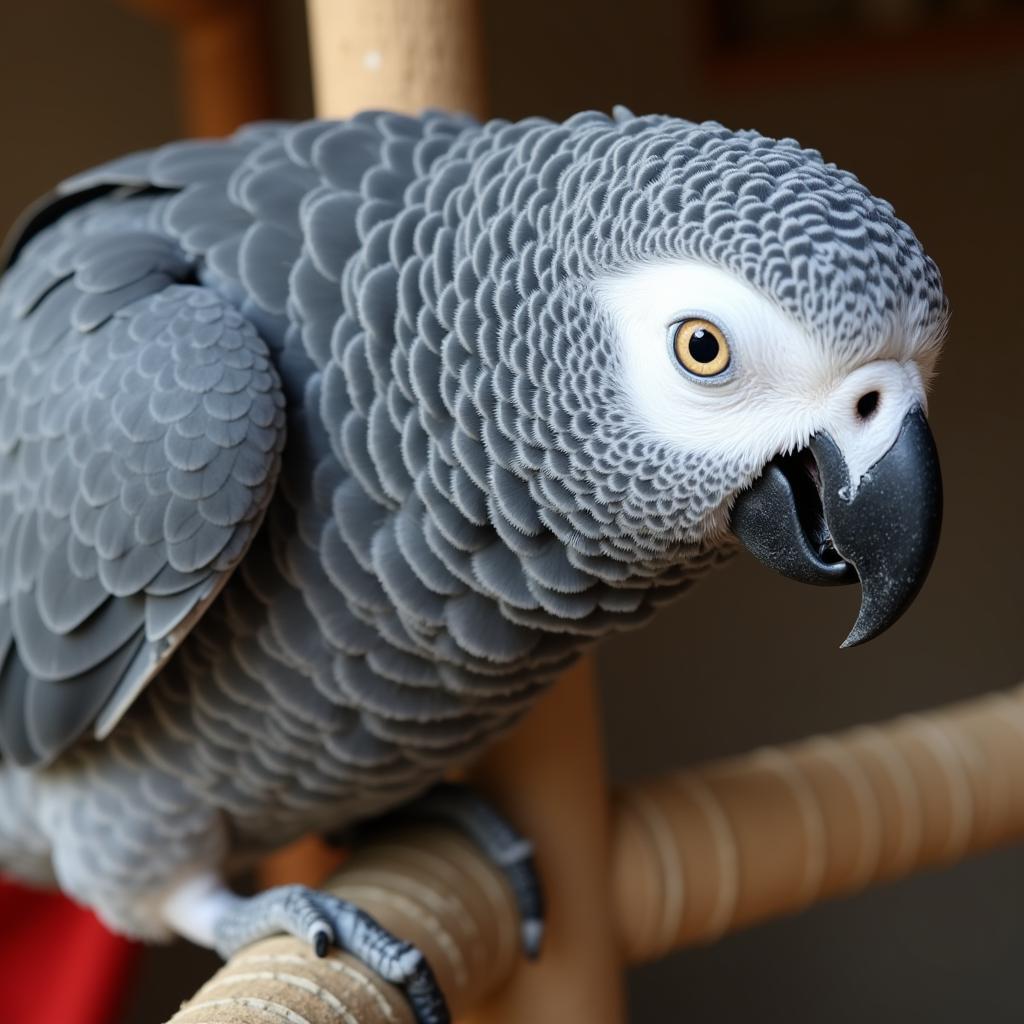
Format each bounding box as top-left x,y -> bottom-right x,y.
730,407 -> 942,647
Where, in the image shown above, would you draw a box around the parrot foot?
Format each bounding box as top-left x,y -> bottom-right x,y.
213,885 -> 448,1024
386,782 -> 545,959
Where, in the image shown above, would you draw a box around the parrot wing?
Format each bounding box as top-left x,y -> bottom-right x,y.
0,203 -> 286,767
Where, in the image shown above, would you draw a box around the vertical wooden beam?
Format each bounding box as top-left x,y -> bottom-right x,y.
306,0 -> 487,119
467,656 -> 626,1024
121,0 -> 275,136
304,4 -> 626,1022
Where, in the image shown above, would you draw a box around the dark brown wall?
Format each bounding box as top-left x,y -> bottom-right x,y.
1,2 -> 1022,1021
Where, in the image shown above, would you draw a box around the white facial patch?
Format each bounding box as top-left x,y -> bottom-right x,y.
593,258 -> 932,495
594,260 -> 829,470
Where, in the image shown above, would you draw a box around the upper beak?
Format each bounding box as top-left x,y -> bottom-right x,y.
730,407 -> 942,647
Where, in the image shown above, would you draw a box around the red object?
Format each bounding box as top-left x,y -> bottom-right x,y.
0,879 -> 139,1024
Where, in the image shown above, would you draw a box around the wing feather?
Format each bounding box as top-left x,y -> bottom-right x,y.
0,206 -> 286,765
24,628 -> 146,762
37,544 -> 109,633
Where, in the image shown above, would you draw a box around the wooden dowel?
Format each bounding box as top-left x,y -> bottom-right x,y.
612,685 -> 1024,959
166,681 -> 1024,1023
168,828 -> 516,1024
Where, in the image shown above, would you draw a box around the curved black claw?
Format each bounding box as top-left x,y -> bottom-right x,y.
390,782 -> 545,959
213,884 -> 449,1024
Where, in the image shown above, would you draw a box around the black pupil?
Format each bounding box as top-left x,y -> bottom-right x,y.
688,328 -> 719,364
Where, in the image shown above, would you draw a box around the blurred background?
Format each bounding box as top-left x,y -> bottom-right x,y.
0,0 -> 1021,1020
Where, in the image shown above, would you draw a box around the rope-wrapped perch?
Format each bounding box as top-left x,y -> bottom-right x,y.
166,682 -> 1024,1023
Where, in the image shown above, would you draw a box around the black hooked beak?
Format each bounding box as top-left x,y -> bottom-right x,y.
730,407 -> 942,647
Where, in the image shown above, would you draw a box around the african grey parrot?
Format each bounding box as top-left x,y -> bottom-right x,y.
0,107 -> 945,1022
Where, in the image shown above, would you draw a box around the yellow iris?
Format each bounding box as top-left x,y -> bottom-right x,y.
673,319 -> 730,377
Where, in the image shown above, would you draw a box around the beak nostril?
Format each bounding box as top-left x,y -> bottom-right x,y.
856,390 -> 880,421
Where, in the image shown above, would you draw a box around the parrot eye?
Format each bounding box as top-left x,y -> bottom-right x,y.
672,318 -> 731,378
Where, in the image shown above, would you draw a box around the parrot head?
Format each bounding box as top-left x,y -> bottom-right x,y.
513,114 -> 947,647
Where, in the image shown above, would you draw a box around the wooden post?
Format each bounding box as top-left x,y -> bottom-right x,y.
306,0 -> 488,119
466,657 -> 625,1024
121,0 -> 275,136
